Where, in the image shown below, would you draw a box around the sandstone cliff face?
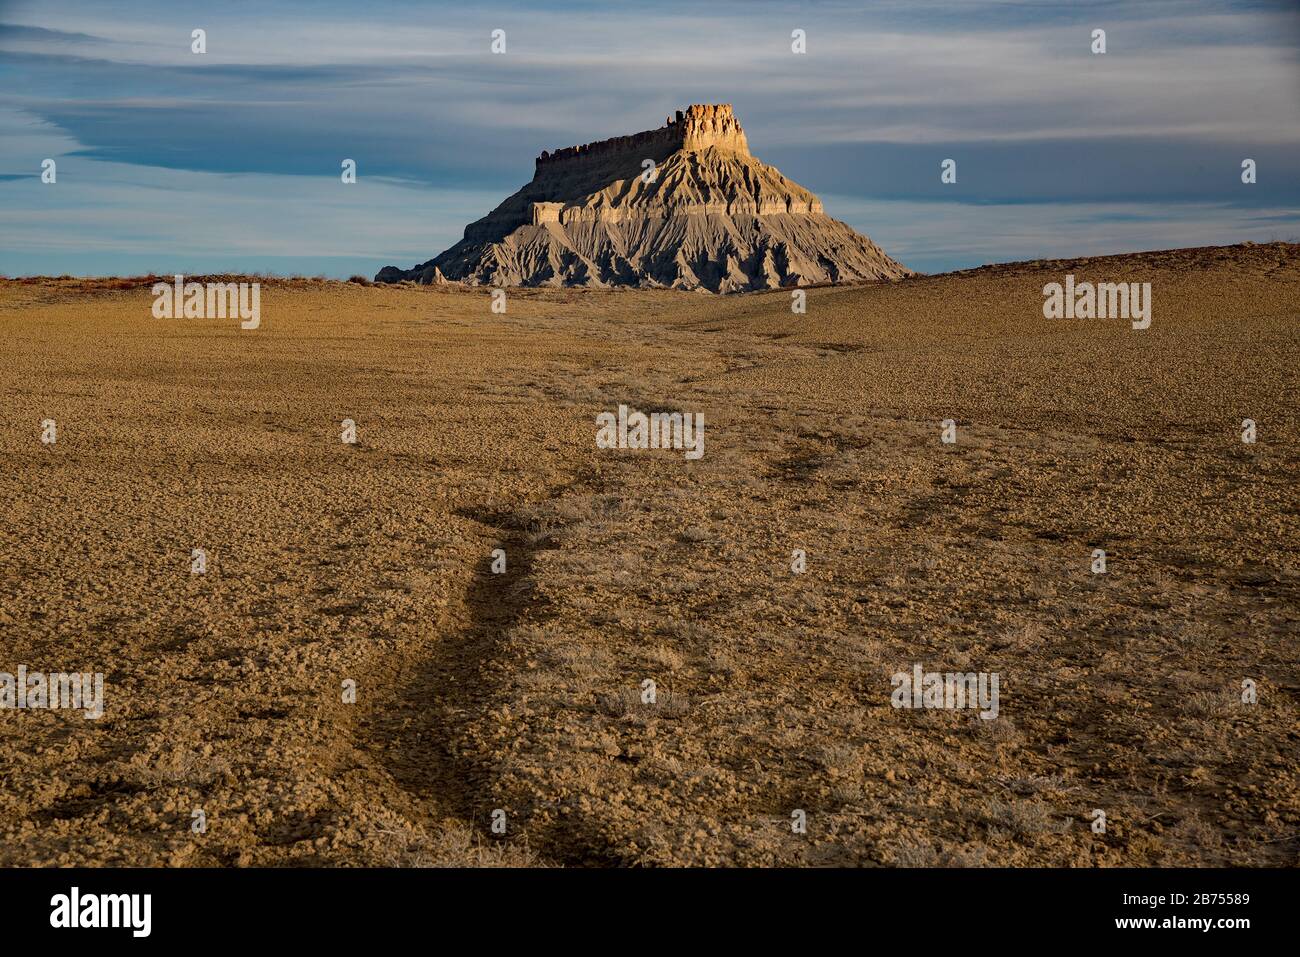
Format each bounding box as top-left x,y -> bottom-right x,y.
376,104 -> 910,292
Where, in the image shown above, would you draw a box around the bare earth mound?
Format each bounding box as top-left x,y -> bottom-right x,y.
1,242 -> 1297,866
376,104 -> 910,292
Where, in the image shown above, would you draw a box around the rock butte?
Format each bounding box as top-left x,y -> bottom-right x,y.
376,104 -> 911,293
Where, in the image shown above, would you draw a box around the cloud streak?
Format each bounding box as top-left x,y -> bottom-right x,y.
1,0 -> 1296,276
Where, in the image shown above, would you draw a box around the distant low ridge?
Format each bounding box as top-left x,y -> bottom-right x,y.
376,104 -> 910,292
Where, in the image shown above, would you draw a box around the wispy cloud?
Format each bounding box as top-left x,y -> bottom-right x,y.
1,0 -> 1297,276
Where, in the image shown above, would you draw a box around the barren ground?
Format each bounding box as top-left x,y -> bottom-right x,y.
1,242 -> 1297,866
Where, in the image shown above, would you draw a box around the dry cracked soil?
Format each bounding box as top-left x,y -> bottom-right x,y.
1,242 -> 1297,867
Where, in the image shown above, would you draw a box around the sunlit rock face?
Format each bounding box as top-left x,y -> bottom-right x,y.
376,104 -> 911,292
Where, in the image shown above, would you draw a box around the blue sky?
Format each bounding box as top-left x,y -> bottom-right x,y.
1,0 -> 1297,276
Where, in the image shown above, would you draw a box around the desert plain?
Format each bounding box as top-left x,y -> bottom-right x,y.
0,242 -> 1297,867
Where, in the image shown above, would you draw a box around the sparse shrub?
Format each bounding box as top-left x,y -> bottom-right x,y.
600,686 -> 690,720
819,743 -> 864,777
371,820 -> 540,867
830,782 -> 864,803
886,840 -> 940,867
983,798 -> 1068,837
979,714 -> 1022,745
1181,689 -> 1234,718
886,838 -> 990,867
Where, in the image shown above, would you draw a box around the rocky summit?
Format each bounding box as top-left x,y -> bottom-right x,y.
375,104 -> 910,292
